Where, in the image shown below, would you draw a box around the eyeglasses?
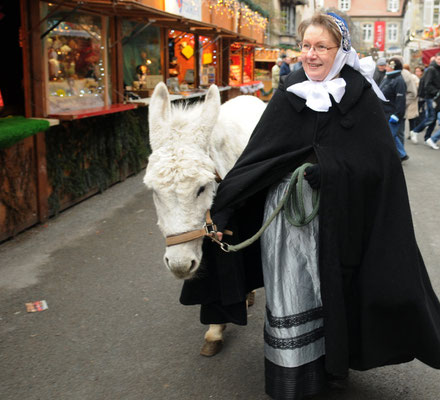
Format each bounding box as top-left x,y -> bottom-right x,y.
299,43 -> 339,54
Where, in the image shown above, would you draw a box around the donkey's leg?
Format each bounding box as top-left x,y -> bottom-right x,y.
246,290 -> 256,307
200,324 -> 226,357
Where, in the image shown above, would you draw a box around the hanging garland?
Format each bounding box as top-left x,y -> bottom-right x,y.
45,108 -> 150,215
259,87 -> 273,96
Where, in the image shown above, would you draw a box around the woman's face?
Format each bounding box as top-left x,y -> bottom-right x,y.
300,24 -> 339,82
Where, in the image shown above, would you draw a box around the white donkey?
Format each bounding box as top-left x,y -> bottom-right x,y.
144,82 -> 266,355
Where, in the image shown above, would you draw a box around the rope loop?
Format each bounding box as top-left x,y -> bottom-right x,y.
220,163 -> 320,252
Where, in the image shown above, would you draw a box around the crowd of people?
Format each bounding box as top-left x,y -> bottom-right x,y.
373,53 -> 440,152
272,48 -> 440,156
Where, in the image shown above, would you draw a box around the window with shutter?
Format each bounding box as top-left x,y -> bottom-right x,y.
338,0 -> 350,11
388,0 -> 399,12
362,24 -> 373,41
434,0 -> 440,25
424,0 -> 434,27
388,23 -> 398,42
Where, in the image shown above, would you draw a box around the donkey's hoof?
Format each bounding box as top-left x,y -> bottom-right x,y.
247,291 -> 256,307
200,340 -> 223,357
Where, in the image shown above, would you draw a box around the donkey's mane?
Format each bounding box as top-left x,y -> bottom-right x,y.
169,102 -> 203,136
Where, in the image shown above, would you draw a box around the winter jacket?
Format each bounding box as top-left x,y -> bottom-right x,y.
279,62 -> 291,77
401,69 -> 419,119
379,71 -> 407,121
422,61 -> 440,99
271,64 -> 280,89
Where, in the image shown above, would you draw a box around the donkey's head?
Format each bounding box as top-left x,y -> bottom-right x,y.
144,82 -> 221,279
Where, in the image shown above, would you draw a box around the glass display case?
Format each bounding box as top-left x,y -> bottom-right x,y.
168,30 -> 196,92
122,20 -> 162,98
43,5 -> 109,114
199,36 -> 218,86
229,42 -> 243,85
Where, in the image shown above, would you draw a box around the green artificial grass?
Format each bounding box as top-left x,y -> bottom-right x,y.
0,116 -> 50,149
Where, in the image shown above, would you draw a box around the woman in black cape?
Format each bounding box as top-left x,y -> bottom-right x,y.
180,12 -> 440,400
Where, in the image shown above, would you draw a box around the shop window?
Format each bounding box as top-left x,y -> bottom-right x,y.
122,20 -> 162,96
229,42 -> 242,85
168,30 -> 196,92
362,24 -> 373,41
388,23 -> 398,42
338,0 -> 350,11
199,36 -> 218,87
229,43 -> 254,85
243,46 -> 254,83
43,5 -> 109,114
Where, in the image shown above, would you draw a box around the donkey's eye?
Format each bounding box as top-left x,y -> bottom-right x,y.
196,186 -> 206,197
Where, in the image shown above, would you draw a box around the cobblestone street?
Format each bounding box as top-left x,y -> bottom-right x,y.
0,138 -> 439,400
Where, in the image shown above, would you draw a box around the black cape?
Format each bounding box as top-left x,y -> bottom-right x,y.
180,65 -> 440,376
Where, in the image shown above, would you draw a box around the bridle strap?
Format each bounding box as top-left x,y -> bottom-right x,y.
166,228 -> 208,246
164,171 -> 231,247
165,210 -> 232,247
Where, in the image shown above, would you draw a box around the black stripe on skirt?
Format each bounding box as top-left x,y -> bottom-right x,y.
265,356 -> 326,400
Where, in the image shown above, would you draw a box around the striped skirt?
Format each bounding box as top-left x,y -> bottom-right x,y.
261,174 -> 326,400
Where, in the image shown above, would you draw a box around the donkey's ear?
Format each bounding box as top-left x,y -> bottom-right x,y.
149,82 -> 171,151
200,84 -> 220,137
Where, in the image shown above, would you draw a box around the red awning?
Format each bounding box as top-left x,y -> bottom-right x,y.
422,47 -> 440,66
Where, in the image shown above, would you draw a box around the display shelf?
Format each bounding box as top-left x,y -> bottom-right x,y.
48,104 -> 138,121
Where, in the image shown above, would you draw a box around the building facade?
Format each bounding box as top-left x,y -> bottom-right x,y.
317,0 -> 408,58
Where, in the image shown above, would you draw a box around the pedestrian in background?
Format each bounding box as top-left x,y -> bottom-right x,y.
427,118 -> 440,149
410,53 -> 440,145
293,60 -> 303,71
271,58 -> 283,91
401,63 -> 419,141
195,11 -> 440,400
373,57 -> 387,86
379,57 -> 409,161
413,65 -> 425,129
279,56 -> 292,77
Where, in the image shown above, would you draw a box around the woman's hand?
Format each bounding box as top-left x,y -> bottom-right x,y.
304,164 -> 321,189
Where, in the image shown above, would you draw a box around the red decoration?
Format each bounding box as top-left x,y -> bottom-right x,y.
374,21 -> 386,51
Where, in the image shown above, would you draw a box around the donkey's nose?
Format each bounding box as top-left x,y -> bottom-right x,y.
164,256 -> 198,279
189,259 -> 197,274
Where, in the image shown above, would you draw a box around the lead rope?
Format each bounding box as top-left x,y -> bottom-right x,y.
219,163 -> 320,253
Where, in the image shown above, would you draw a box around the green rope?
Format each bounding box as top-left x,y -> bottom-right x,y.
259,87 -> 273,97
221,163 -> 319,253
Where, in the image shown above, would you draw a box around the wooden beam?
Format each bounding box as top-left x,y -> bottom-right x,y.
110,16 -> 124,104
162,27 -> 169,82
194,34 -> 200,88
20,0 -> 32,118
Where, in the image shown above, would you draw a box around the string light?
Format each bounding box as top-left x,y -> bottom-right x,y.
205,0 -> 268,30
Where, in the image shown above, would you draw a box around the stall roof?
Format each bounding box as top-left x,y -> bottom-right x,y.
41,0 -> 257,42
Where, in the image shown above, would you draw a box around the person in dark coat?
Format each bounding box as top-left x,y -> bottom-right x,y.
181,12 -> 440,400
379,57 -> 408,161
410,54 -> 440,144
279,56 -> 292,77
373,57 -> 386,86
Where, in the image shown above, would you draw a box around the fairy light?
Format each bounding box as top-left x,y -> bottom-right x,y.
204,0 -> 268,30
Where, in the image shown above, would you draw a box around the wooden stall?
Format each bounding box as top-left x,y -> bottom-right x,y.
0,0 -> 269,241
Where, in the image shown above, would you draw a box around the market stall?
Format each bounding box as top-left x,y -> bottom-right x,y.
229,42 -> 262,98
254,47 -> 279,100
0,0 -> 269,242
